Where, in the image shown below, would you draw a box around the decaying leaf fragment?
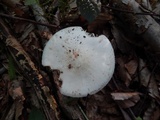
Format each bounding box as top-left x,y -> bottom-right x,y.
125,59 -> 138,76
111,92 -> 140,108
143,100 -> 160,120
42,86 -> 59,118
111,92 -> 140,100
139,59 -> 160,98
6,35 -> 37,71
84,93 -> 124,120
8,79 -> 25,101
8,79 -> 25,120
117,57 -> 132,86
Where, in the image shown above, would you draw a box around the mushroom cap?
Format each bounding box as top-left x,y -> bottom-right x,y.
42,26 -> 115,97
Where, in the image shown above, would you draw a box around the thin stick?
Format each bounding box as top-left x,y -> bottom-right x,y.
77,104 -> 89,120
0,13 -> 57,28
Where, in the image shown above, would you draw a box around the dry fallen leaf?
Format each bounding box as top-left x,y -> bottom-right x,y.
143,101 -> 160,120
84,92 -> 124,120
6,78 -> 24,120
15,100 -> 24,120
41,31 -> 53,40
111,92 -> 140,108
139,59 -> 160,98
6,35 -> 37,71
111,92 -> 140,100
42,86 -> 59,119
117,57 -> 132,86
8,79 -> 25,101
125,59 -> 138,76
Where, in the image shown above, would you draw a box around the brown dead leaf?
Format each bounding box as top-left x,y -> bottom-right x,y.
41,31 -> 53,40
117,57 -> 132,86
83,92 -> 123,120
8,80 -> 25,101
151,106 -> 160,120
111,92 -> 140,100
12,87 -> 25,101
3,100 -> 24,120
21,32 -> 42,65
6,36 -> 37,71
139,59 -> 160,98
42,86 -> 59,119
125,59 -> 138,75
143,101 -> 159,120
15,100 -> 23,120
5,101 -> 16,120
13,7 -> 25,16
2,0 -> 25,16
111,92 -> 140,108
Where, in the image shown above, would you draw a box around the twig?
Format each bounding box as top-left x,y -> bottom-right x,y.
0,13 -> 57,28
77,104 -> 89,120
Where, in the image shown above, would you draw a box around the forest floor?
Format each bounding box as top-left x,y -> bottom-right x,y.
0,0 -> 160,120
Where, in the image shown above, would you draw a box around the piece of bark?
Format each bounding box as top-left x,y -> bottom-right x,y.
110,0 -> 160,53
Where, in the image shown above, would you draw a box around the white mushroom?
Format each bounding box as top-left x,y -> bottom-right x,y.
42,26 -> 115,97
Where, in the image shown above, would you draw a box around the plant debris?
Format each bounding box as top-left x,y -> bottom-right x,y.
0,0 -> 160,120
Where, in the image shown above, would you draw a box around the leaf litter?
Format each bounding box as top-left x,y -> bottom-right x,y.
0,0 -> 160,120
